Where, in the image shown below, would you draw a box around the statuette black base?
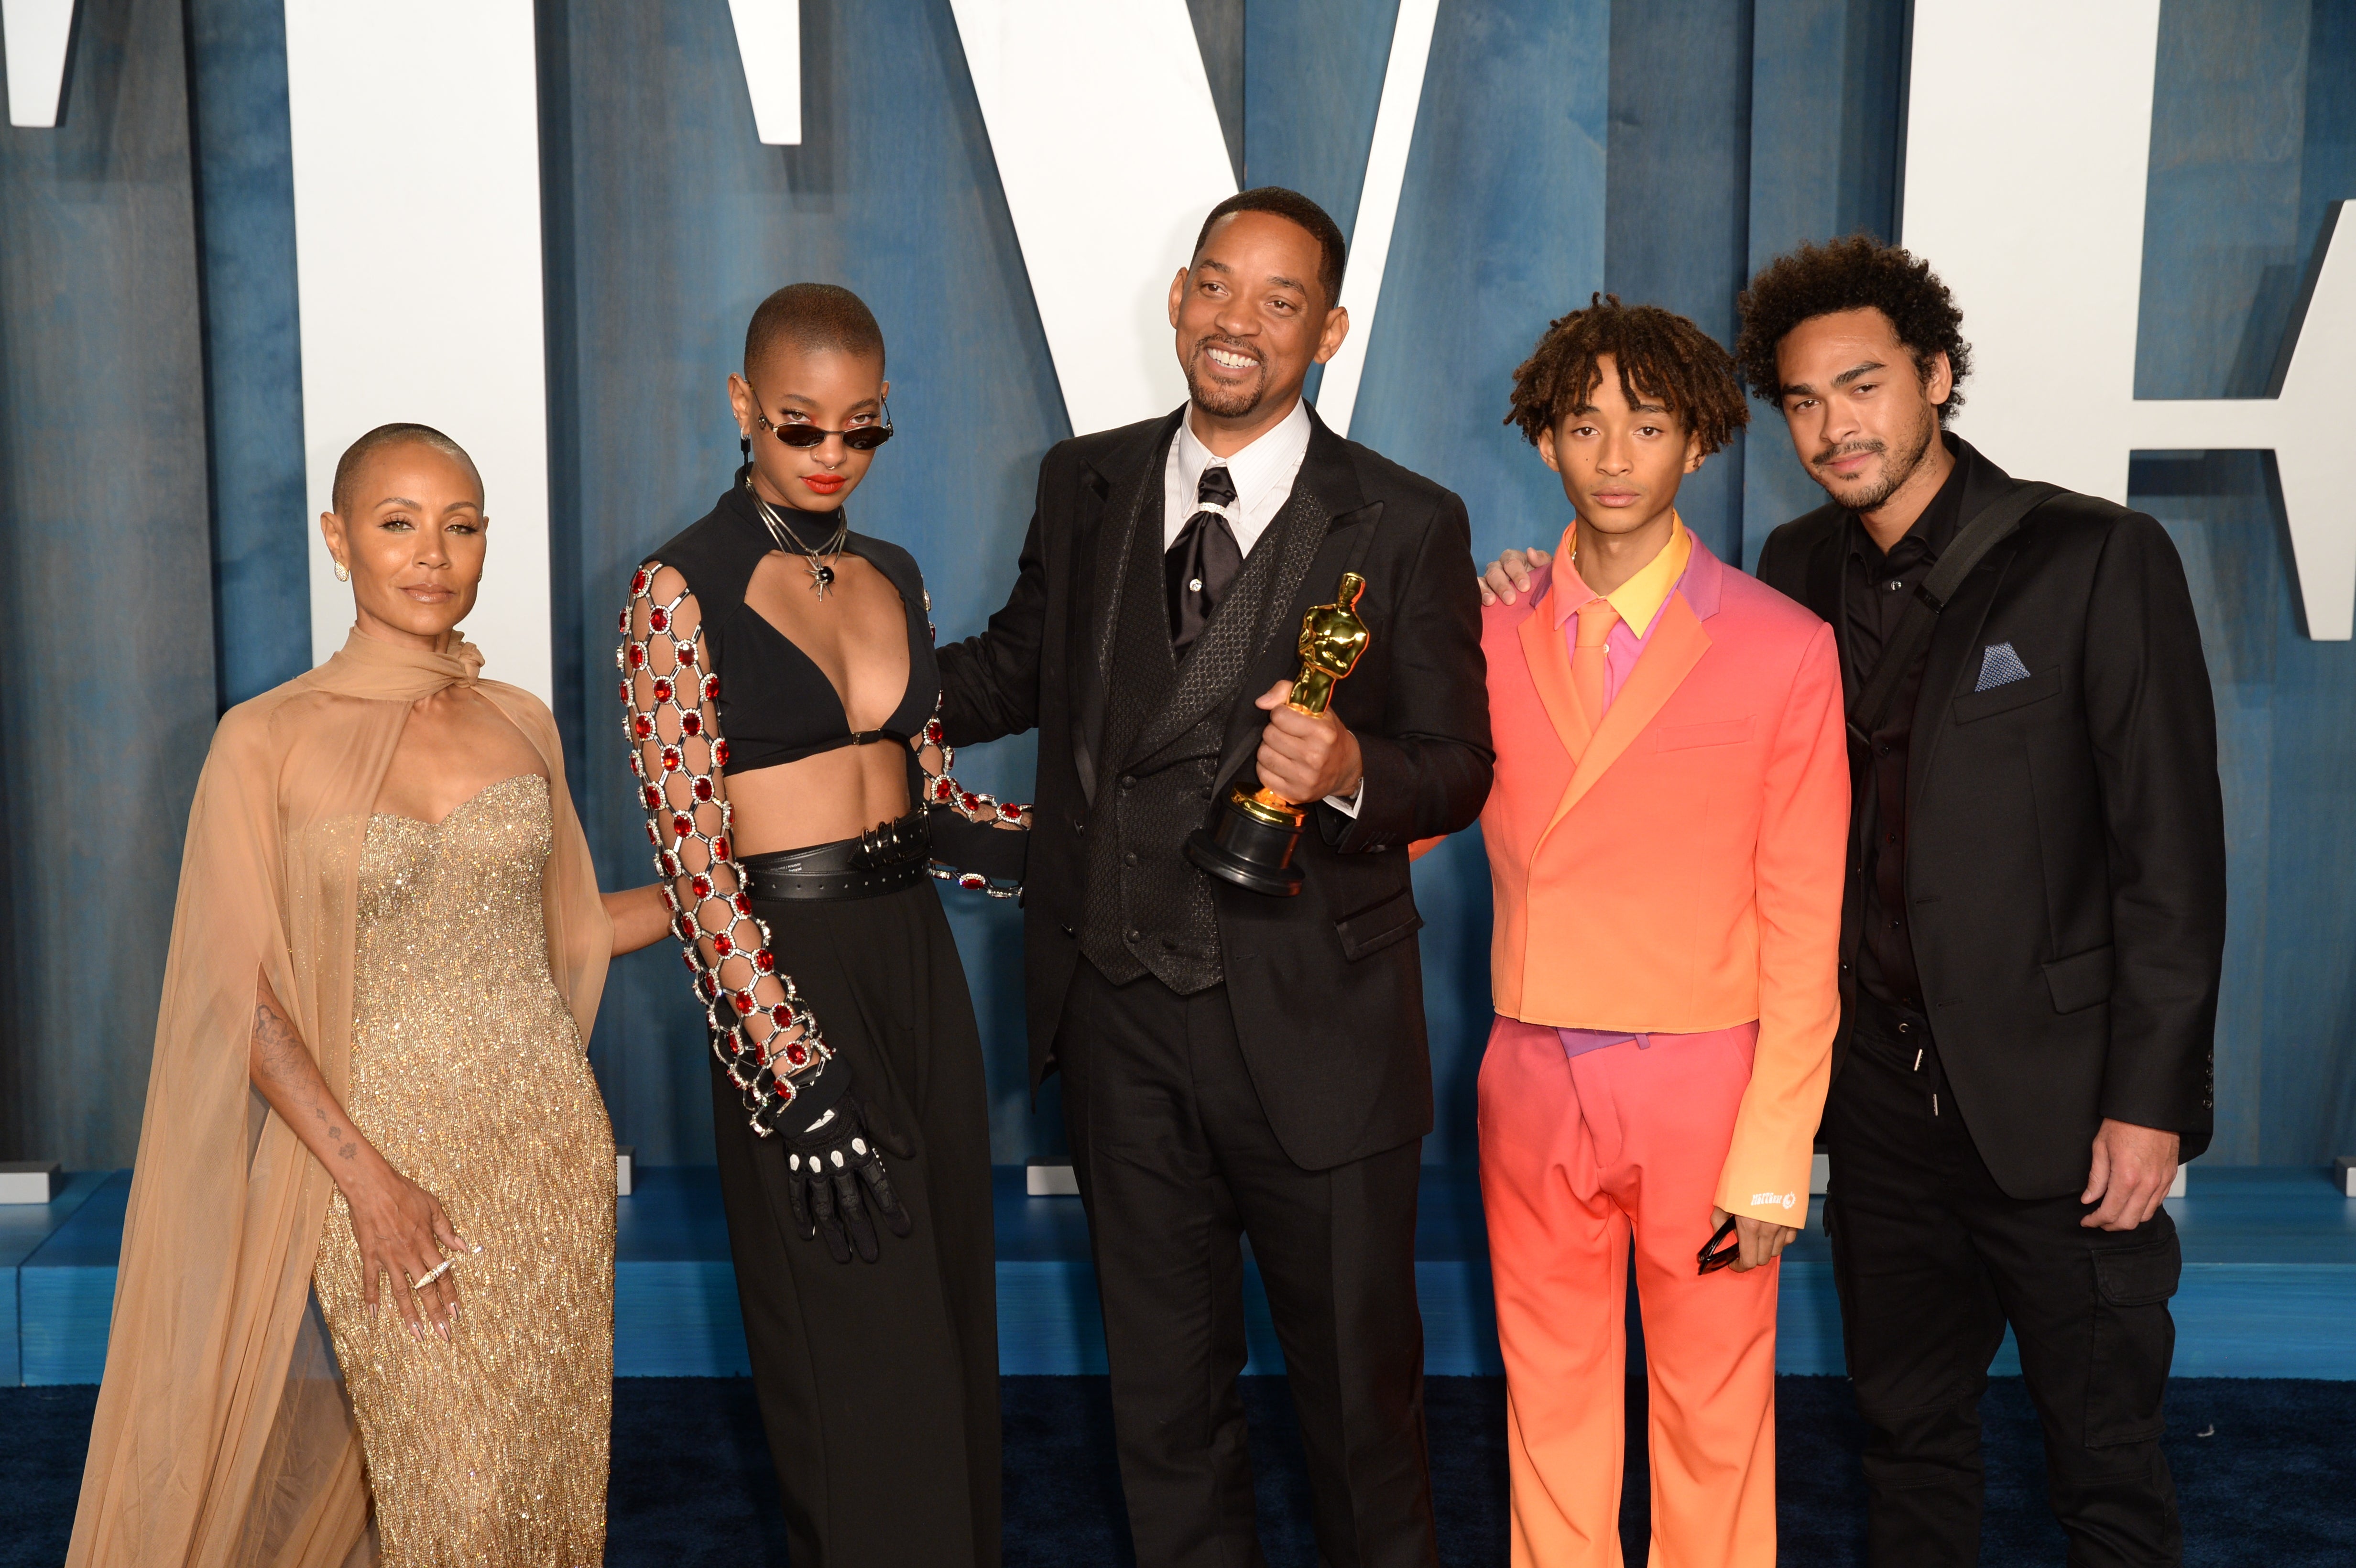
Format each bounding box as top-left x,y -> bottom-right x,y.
1187,802 -> 1305,897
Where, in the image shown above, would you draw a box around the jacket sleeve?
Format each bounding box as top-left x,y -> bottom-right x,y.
2081,513 -> 2225,1152
936,458 -> 1054,747
1323,490 -> 1494,850
1716,619 -> 1849,1226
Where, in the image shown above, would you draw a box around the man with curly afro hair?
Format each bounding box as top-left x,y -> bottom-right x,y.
1751,240 -> 2222,1568
1440,294 -> 1848,1566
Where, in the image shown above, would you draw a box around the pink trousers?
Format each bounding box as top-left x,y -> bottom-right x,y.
1478,1015 -> 1780,1568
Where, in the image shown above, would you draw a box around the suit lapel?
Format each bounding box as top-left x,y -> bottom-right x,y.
1207,410 -> 1370,795
1906,445 -> 2030,827
1517,587 -> 1591,761
1802,510 -> 1851,703
1540,594 -> 1712,839
1072,411 -> 1183,805
1906,531 -> 2024,827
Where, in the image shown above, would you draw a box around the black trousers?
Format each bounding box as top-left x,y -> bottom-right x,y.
1058,959 -> 1439,1568
1823,1013 -> 2183,1568
709,881 -> 1001,1568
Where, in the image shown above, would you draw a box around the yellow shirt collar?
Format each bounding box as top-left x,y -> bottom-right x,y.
1552,514 -> 1691,639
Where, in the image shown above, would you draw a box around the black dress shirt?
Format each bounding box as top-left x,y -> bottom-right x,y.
1842,435 -> 1972,1014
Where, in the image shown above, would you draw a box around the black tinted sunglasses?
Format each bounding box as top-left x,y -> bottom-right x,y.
754,397 -> 894,452
1698,1213 -> 1741,1275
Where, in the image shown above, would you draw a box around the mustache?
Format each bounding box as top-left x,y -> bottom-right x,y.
1191,332 -> 1263,366
1812,438 -> 1885,468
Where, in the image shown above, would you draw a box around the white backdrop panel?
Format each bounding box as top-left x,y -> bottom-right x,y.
284,0 -> 554,700
949,0 -> 1236,436
1901,0 -> 2161,507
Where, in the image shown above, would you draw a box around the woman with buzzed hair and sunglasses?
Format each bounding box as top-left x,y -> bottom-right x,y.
620,282 -> 1022,1566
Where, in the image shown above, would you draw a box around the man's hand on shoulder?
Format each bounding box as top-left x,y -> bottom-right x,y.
2081,1118 -> 2181,1231
1478,546 -> 1552,606
1254,680 -> 1363,803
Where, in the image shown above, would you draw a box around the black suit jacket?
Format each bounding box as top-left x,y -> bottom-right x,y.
938,404 -> 1492,1171
1756,439 -> 2226,1197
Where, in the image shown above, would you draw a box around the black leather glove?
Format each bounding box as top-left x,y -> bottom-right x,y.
780,1090 -> 916,1263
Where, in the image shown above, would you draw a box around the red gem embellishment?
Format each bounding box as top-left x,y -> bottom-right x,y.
712,836 -> 731,860
632,567 -> 649,594
644,823 -> 661,849
676,641 -> 697,665
659,850 -> 680,877
960,792 -> 980,814
651,677 -> 673,702
633,715 -> 653,739
628,643 -> 646,669
734,992 -> 756,1014
932,776 -> 954,803
702,675 -> 720,700
674,914 -> 696,942
648,606 -> 670,632
680,712 -> 703,736
642,785 -> 662,811
784,1044 -> 809,1067
754,951 -> 775,973
672,814 -> 693,840
690,873 -> 715,899
661,746 -> 682,773
712,933 -> 734,956
733,893 -> 754,916
713,740 -> 731,767
692,777 -> 714,802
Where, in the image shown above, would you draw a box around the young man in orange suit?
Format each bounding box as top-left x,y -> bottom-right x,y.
1451,298 -> 1850,1567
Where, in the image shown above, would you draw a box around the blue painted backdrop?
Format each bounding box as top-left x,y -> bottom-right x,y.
1,0 -> 2350,1169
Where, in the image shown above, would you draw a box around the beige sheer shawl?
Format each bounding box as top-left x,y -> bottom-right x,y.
67,631 -> 612,1568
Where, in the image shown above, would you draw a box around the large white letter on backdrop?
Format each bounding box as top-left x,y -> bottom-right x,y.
0,0 -> 76,127
1904,0 -> 2356,638
284,0 -> 555,697
946,0 -> 1434,441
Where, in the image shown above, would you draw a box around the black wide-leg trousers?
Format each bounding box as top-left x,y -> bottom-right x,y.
1824,1017 -> 2184,1568
1058,958 -> 1440,1568
709,881 -> 1001,1568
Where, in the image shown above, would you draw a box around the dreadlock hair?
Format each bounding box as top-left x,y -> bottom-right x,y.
1734,236 -> 1972,423
331,423 -> 480,518
745,281 -> 886,372
1504,295 -> 1748,455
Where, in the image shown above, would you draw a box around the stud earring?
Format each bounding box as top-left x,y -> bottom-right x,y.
334,558 -> 350,582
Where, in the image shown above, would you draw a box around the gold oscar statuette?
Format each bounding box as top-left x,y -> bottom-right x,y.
1186,571 -> 1373,896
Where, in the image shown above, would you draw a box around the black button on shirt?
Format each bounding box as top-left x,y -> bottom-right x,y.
1841,437 -> 1972,1014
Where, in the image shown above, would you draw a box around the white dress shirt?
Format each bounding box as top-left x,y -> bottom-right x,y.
1161,397 -> 1362,816
1163,395 -> 1313,555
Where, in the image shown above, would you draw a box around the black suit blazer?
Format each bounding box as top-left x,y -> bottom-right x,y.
938,404 -> 1492,1171
1756,440 -> 2226,1197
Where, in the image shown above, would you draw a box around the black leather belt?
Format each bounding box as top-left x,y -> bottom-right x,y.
740,812 -> 930,901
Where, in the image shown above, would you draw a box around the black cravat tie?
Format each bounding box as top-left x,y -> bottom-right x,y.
1166,464 -> 1242,653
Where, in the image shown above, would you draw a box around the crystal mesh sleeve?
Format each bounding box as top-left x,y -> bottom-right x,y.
622,562 -> 827,1136
913,588 -> 1030,899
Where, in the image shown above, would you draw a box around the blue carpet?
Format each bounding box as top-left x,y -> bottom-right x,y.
4,1376 -> 2349,1564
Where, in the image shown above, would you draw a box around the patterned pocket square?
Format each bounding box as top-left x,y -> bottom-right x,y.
1974,641 -> 2031,692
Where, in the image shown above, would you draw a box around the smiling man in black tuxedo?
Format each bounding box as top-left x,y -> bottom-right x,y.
938,187 -> 1490,1568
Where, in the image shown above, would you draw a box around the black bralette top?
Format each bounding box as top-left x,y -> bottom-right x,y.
644,474 -> 936,780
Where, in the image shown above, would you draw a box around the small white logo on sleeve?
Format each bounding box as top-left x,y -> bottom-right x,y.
1752,1192 -> 1797,1210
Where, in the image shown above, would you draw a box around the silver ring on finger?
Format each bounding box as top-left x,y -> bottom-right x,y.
413,1258 -> 457,1289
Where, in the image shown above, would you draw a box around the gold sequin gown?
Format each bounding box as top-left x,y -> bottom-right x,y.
314,773 -> 615,1566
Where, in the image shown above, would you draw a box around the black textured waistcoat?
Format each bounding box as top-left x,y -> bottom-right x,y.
1079,468 -> 1328,993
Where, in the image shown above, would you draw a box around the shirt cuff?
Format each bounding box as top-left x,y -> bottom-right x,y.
1322,778 -> 1365,817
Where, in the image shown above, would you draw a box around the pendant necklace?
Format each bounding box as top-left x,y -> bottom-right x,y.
754,495 -> 850,600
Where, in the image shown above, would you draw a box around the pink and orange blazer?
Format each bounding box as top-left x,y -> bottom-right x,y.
1480,534 -> 1850,1221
